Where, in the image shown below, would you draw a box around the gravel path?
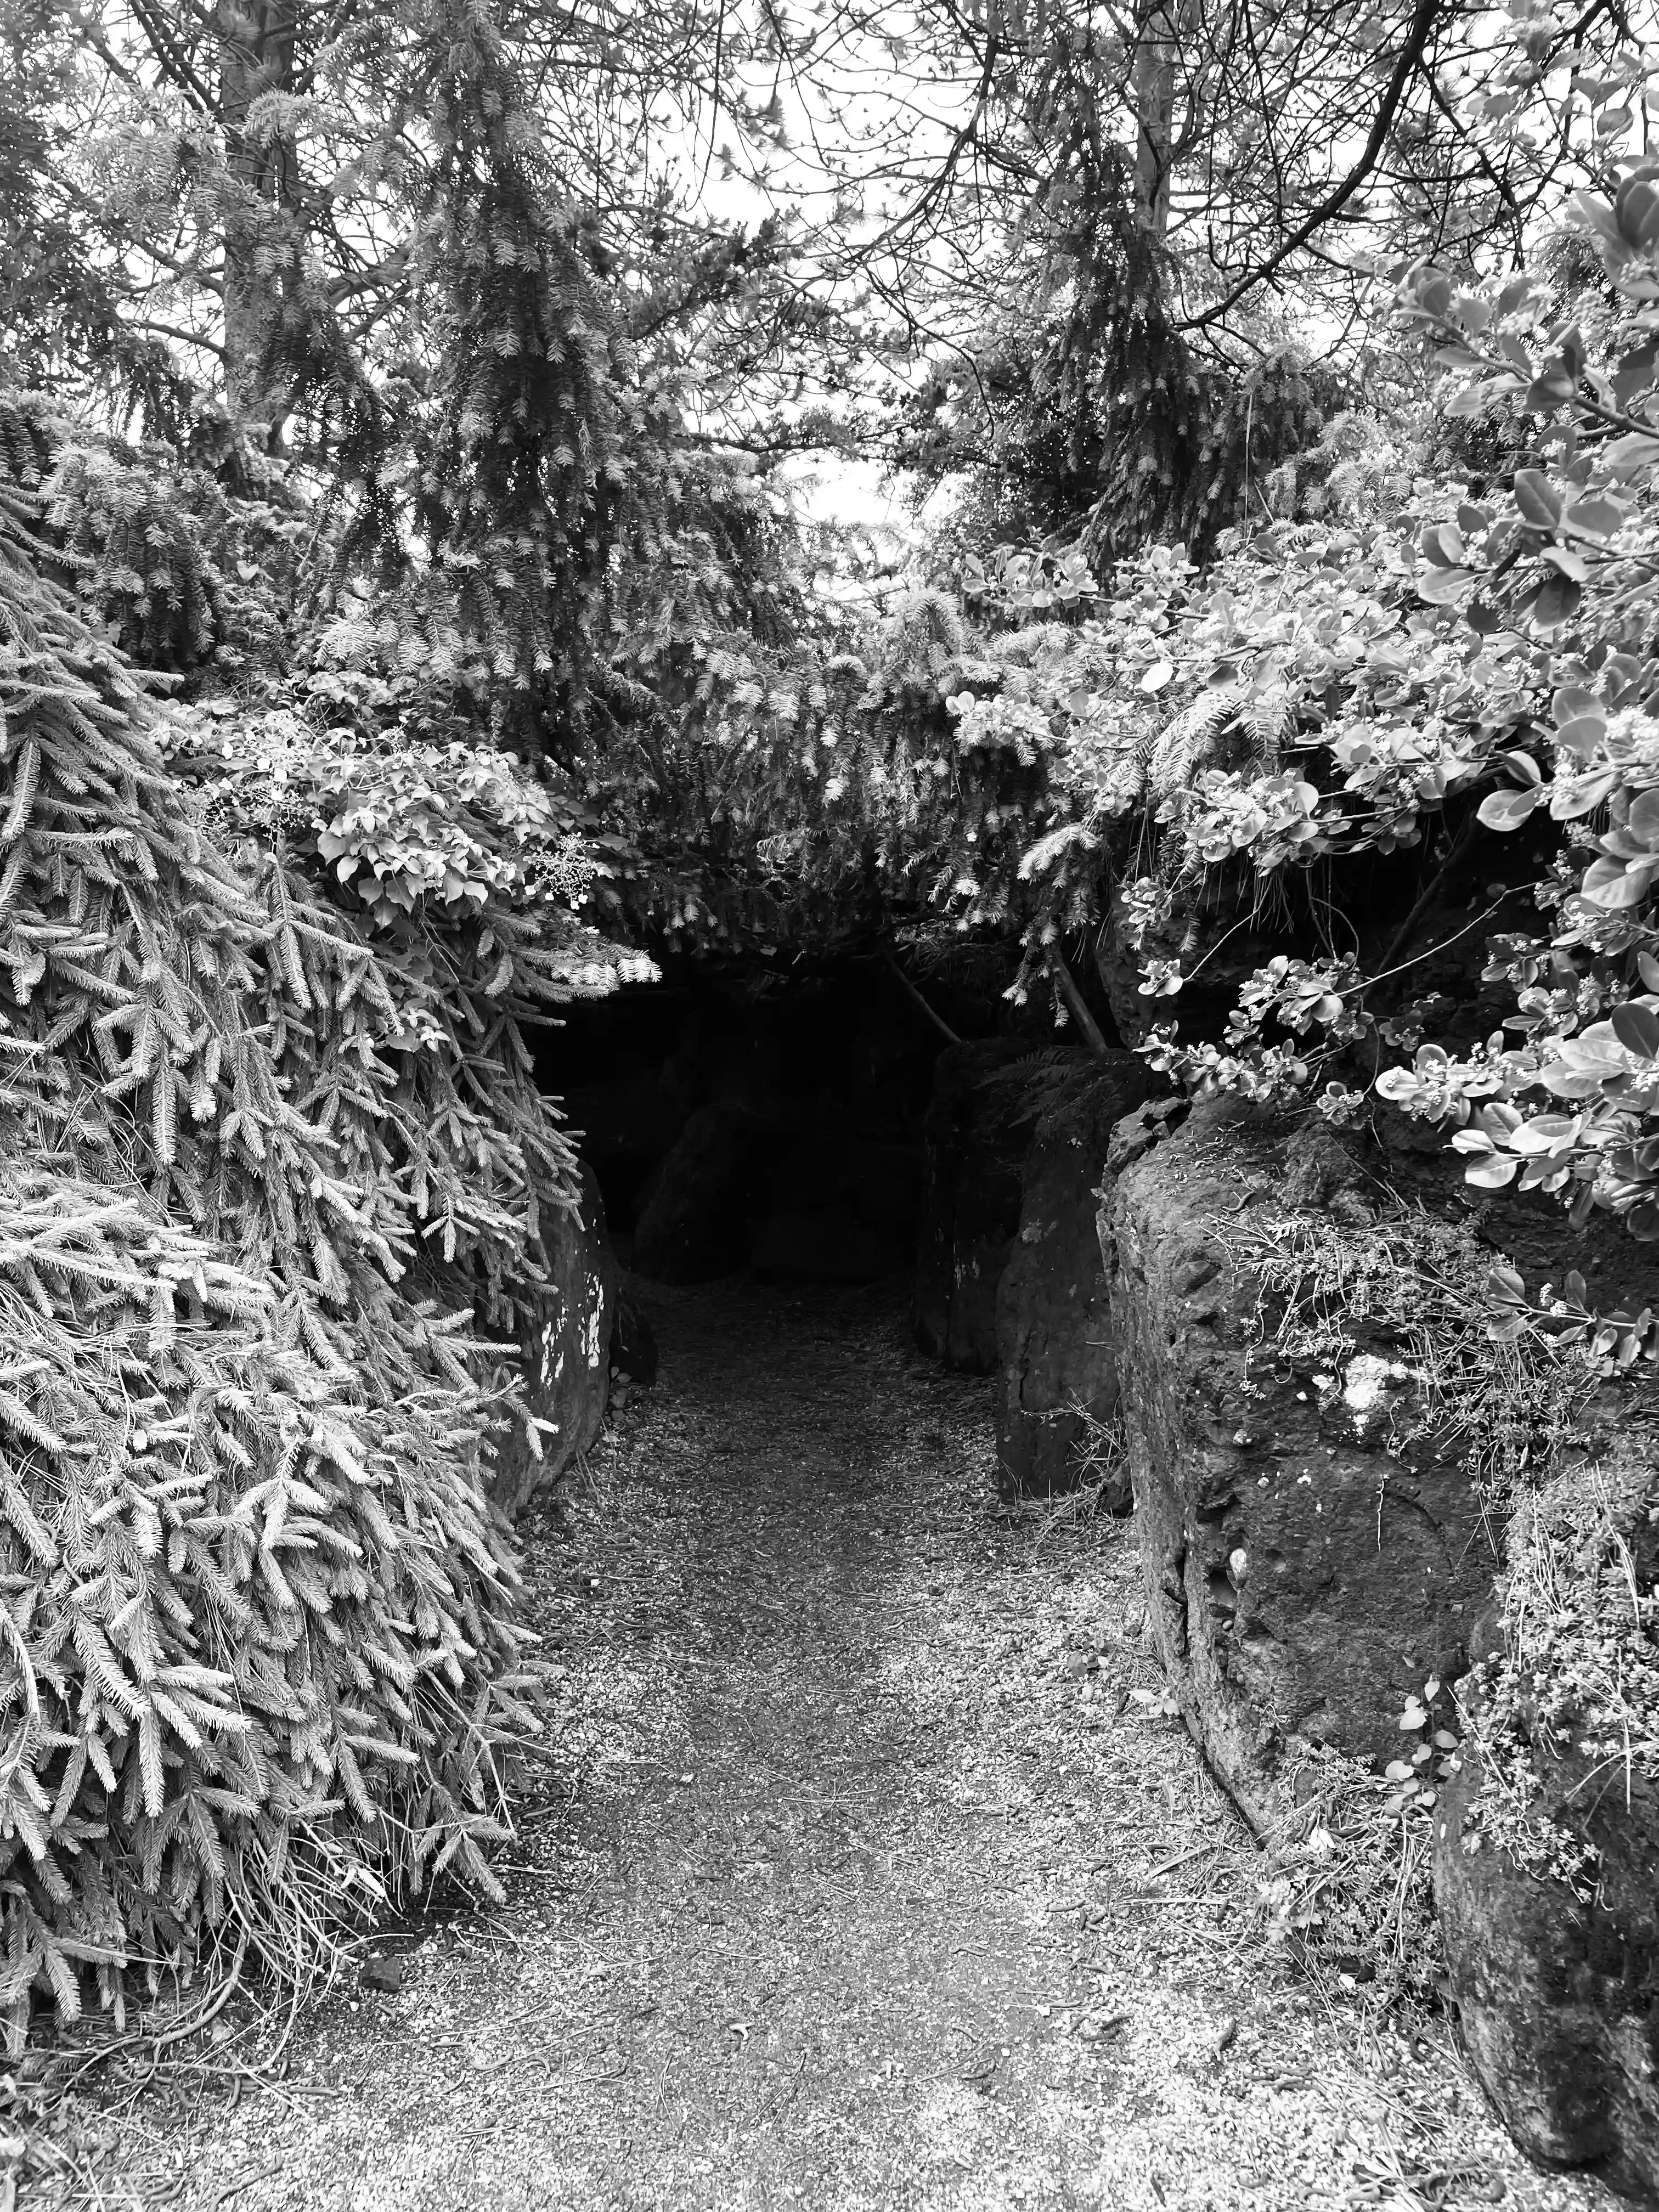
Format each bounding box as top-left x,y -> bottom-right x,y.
65,1280 -> 1610,2211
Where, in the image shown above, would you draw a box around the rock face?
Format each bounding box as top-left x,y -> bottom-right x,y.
1097,1088 -> 1659,2191
633,1103 -> 776,1283
913,1040 -> 1031,1368
915,1042 -> 1098,1373
487,1166 -> 616,1517
1103,1098 -> 1498,1825
992,1053 -> 1161,1501
1435,1447 -> 1659,2205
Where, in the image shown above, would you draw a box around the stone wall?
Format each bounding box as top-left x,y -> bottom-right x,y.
915,1042 -> 1077,1372
1102,1098 -> 1496,1824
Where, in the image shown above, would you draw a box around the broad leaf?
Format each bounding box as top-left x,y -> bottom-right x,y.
1477,786 -> 1543,831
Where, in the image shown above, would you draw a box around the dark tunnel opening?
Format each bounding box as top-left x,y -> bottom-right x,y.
533,949 -> 1049,1287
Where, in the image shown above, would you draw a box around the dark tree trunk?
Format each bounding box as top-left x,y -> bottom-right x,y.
1131,0 -> 1194,238
216,0 -> 298,420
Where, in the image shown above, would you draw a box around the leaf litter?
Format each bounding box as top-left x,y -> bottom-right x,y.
35,1279 -> 1615,2211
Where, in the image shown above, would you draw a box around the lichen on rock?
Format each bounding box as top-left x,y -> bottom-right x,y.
486,1164 -> 617,1517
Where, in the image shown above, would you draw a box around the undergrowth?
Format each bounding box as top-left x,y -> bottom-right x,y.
1257,1743 -> 1443,2014
1021,1404 -> 1130,1549
1234,1205 -> 1589,1508
1457,1444 -> 1659,1898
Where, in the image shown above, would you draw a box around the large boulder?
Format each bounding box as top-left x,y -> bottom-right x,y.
633,1102 -> 776,1283
1103,1098 -> 1498,1825
487,1165 -> 616,1517
915,1042 -> 1095,1372
1435,1444 -> 1659,2205
992,1053 -> 1161,1500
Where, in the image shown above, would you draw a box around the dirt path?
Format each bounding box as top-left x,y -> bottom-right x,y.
82,1282 -> 1606,2212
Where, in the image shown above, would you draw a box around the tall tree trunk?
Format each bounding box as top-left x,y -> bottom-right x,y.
217,0 -> 298,420
1131,0 -> 1183,236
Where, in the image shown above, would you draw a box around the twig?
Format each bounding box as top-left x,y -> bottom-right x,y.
1374,815 -> 1481,979
1181,0 -> 1443,332
759,2045 -> 809,2117
1142,1840 -> 1225,1881
214,2162 -> 283,2209
884,955 -> 961,1047
560,2051 -> 632,2086
54,1929 -> 251,2089
1050,948 -> 1111,1058
1130,1893 -> 1231,1909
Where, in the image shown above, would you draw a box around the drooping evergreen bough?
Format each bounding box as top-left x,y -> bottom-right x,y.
0,397 -> 645,2036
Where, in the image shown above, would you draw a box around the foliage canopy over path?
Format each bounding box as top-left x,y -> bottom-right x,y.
64,1286 -> 1609,2212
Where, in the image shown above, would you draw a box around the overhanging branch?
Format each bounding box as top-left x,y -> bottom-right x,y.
1180,0 -> 1446,335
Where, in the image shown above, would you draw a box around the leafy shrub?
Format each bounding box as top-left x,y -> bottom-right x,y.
163,703 -> 608,933
995,183 -> 1659,1265
683,170 -> 1659,1294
